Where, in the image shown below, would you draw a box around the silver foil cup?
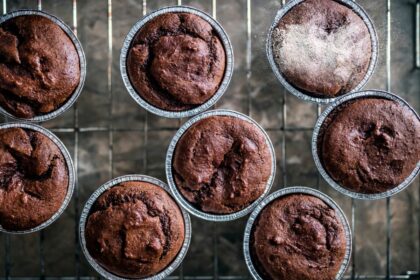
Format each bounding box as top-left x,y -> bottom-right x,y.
0,122 -> 75,234
312,90 -> 420,200
166,109 -> 276,222
120,6 -> 234,118
79,175 -> 192,280
266,0 -> 378,104
243,187 -> 352,280
0,9 -> 86,122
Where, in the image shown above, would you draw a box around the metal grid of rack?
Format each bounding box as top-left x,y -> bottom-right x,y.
1,0 -> 419,279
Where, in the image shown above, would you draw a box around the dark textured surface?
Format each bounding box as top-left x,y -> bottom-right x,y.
0,127 -> 68,231
128,12 -> 226,111
0,15 -> 80,118
85,181 -> 185,278
0,0 -> 419,278
173,115 -> 272,214
251,194 -> 346,280
320,98 -> 420,194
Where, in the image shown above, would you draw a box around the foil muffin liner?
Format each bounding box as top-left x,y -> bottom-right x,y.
312,90 -> 420,200
243,186 -> 352,280
0,122 -> 75,234
120,6 -> 234,119
165,109 -> 276,222
0,9 -> 87,122
266,0 -> 378,104
79,174 -> 192,280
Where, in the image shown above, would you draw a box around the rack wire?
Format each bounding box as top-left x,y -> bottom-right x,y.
1,0 -> 419,279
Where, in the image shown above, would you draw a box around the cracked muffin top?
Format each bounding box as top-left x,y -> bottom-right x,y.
172,115 -> 272,214
319,98 -> 420,194
251,194 -> 347,280
271,0 -> 372,98
0,127 -> 69,231
85,181 -> 185,278
127,12 -> 226,111
0,14 -> 80,118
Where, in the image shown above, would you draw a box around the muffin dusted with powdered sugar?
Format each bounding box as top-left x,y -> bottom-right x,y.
271,0 -> 372,98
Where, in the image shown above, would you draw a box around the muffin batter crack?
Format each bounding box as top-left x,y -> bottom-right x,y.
0,28 -> 21,64
176,138 -> 242,204
176,140 -> 245,212
142,49 -> 198,108
0,27 -> 46,83
2,130 -> 61,186
0,88 -> 42,116
91,187 -> 174,259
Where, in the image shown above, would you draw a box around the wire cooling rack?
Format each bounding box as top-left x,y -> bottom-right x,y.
0,0 -> 419,279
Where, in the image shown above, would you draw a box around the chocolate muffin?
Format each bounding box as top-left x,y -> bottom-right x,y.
0,14 -> 80,118
319,98 -> 420,194
172,115 -> 272,214
85,181 -> 185,278
127,12 -> 226,111
271,0 -> 372,98
0,127 -> 69,231
251,194 -> 347,280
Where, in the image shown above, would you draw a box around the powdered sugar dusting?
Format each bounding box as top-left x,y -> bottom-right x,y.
272,3 -> 372,96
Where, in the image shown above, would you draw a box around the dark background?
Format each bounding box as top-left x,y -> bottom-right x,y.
0,0 -> 419,279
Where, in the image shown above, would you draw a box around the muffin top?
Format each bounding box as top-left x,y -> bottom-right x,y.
172,115 -> 272,214
0,15 -> 80,118
85,181 -> 185,278
272,0 -> 372,98
251,194 -> 347,280
320,98 -> 420,194
127,12 -> 226,111
0,127 -> 69,231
